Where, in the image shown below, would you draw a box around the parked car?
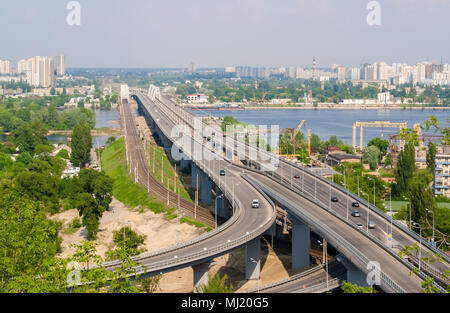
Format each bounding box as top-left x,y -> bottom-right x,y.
252,199 -> 260,208
331,196 -> 339,202
220,169 -> 225,176
351,210 -> 360,217
352,202 -> 360,208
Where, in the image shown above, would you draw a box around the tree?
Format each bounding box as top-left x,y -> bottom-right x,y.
12,121 -> 48,154
409,171 -> 436,229
368,137 -> 389,156
75,193 -> 102,240
340,281 -> 373,293
426,142 -> 437,172
194,273 -> 233,293
393,142 -> 416,196
0,193 -> 63,292
71,121 -> 92,167
139,275 -> 162,293
78,169 -> 113,211
363,145 -> 381,170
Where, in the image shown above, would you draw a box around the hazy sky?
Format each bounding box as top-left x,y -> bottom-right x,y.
1,0 -> 449,68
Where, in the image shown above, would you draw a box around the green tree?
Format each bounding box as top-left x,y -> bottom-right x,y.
194,273 -> 233,293
71,121 -> 92,167
340,281 -> 373,293
426,142 -> 437,171
0,193 -> 63,292
393,143 -> 416,196
368,137 -> 389,156
363,145 -> 381,170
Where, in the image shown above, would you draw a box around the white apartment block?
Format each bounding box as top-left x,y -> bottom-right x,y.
434,146 -> 450,198
187,93 -> 208,104
55,55 -> 66,76
0,60 -> 11,74
27,56 -> 56,87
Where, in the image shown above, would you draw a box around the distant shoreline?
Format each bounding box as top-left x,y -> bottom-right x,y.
185,105 -> 450,111
243,106 -> 450,110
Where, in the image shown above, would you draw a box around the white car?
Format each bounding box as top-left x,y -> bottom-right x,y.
251,199 -> 260,208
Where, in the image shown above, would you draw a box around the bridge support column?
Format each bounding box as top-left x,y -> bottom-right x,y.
214,186 -> 231,218
245,237 -> 261,280
193,260 -> 213,292
200,172 -> 213,204
339,256 -> 370,288
192,163 -> 200,188
292,217 -> 310,270
180,158 -> 191,171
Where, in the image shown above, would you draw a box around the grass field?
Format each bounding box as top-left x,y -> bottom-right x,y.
143,139 -> 193,203
101,137 -> 209,230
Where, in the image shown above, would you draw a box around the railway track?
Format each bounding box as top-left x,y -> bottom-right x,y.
120,100 -> 215,227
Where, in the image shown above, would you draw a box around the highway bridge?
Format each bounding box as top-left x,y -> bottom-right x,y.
105,85 -> 448,293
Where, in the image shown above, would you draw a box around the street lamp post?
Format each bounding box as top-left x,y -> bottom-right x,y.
318,239 -> 328,289
215,195 -> 223,229
412,222 -> 422,273
426,209 -> 435,245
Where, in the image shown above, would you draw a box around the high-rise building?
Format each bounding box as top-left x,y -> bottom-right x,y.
55,55 -> 66,76
26,56 -> 55,87
337,66 -> 346,81
0,60 -> 11,74
350,67 -> 360,81
17,59 -> 28,74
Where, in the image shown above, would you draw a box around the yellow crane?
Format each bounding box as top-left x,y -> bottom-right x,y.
279,120 -> 307,160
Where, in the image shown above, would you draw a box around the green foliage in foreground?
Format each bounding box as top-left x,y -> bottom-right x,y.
340,281 -> 373,293
194,273 -> 233,293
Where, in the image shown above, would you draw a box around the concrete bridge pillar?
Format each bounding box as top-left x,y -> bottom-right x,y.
214,186 -> 231,218
200,172 -> 213,204
339,256 -> 370,288
192,260 -> 213,292
180,158 -> 191,171
191,163 -> 200,188
292,217 -> 310,270
245,237 -> 261,280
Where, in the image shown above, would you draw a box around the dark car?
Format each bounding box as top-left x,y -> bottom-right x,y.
294,174 -> 300,179
352,202 -> 360,208
331,196 -> 338,202
219,169 -> 225,176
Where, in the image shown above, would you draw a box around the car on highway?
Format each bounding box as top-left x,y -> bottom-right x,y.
368,222 -> 376,229
351,210 -> 360,217
352,202 -> 360,207
220,169 -> 225,176
251,199 -> 260,208
294,174 -> 300,179
331,196 -> 338,202
356,223 -> 363,230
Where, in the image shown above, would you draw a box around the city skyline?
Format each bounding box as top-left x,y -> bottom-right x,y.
0,0 -> 449,68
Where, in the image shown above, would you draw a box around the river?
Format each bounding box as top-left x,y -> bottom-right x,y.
47,109 -> 120,147
191,109 -> 449,146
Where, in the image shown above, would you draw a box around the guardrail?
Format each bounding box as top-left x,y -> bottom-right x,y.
294,277 -> 343,293
132,91 -> 444,292
106,94 -> 275,277
278,157 -> 450,264
245,174 -> 407,293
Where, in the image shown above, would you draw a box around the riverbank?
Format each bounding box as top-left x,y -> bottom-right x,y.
243,105 -> 450,110
47,127 -> 121,137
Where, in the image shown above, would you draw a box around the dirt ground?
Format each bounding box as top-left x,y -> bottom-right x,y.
51,198 -> 318,293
